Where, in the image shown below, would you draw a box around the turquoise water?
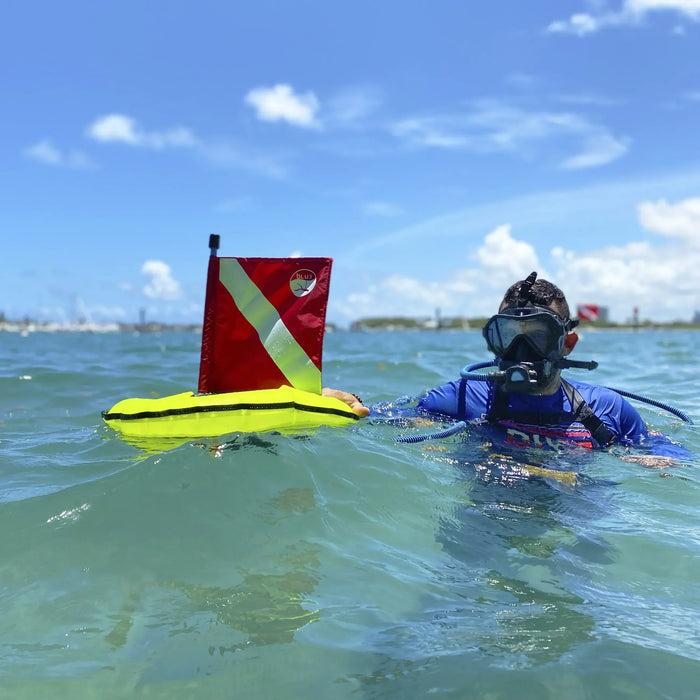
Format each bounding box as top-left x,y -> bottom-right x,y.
1,329 -> 699,699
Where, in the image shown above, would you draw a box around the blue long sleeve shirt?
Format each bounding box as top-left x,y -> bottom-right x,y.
415,378 -> 689,458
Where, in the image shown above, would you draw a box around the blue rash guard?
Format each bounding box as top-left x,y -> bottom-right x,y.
417,377 -> 687,457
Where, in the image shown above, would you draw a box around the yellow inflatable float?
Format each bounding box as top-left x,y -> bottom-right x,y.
103,385 -> 359,438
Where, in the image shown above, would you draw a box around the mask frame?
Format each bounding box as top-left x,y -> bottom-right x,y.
482,305 -> 576,361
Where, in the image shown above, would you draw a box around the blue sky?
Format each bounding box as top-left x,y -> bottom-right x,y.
3,0 -> 700,326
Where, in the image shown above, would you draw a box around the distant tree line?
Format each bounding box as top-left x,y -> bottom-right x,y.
349,316 -> 700,331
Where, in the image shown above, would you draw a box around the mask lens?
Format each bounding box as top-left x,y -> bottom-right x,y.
483,309 -> 565,358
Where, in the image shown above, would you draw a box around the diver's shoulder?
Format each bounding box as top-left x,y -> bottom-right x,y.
565,379 -> 623,403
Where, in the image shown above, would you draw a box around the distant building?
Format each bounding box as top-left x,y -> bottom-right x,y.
693,310 -> 700,323
576,304 -> 609,322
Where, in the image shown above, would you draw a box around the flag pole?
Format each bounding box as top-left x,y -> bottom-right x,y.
198,234 -> 221,394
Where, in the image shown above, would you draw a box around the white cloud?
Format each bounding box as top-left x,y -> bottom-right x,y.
23,140 -> 94,168
476,225 -> 540,281
548,0 -> 700,36
627,0 -> 700,16
548,13 -> 605,35
392,117 -> 471,149
142,260 -> 183,300
88,114 -> 139,144
24,140 -> 61,164
83,113 -> 286,178
335,224 -> 542,321
391,101 -> 629,169
638,197 -> 700,241
561,132 -> 630,169
244,84 -> 320,128
363,201 -> 404,217
549,234 -> 700,320
86,114 -> 198,149
335,197 -> 700,323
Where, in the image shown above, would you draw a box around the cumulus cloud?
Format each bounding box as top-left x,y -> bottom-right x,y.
334,198 -> 700,323
244,84 -> 321,128
142,260 -> 182,300
391,101 -> 629,169
335,225 -> 543,321
86,114 -> 198,149
23,140 -> 94,168
549,229 -> 700,319
547,0 -> 700,36
638,197 -> 700,241
476,225 -> 540,280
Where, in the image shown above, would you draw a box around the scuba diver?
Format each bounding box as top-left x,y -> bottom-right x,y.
324,273 -> 689,467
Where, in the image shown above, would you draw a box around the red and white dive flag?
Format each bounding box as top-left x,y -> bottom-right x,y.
577,304 -> 600,322
198,256 -> 332,395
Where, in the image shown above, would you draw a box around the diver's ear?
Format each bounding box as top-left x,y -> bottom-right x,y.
563,332 -> 578,355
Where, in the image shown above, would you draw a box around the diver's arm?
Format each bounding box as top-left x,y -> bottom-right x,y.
598,393 -> 677,466
620,454 -> 677,468
613,398 -> 691,466
417,381 -> 462,418
620,431 -> 691,467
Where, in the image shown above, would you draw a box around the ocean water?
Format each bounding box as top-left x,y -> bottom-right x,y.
1,328 -> 699,699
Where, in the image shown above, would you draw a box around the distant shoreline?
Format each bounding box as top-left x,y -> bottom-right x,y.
0,321 -> 203,334
2,319 -> 699,333
348,317 -> 700,332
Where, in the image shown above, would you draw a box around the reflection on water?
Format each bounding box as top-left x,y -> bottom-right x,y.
99,486 -> 324,657
428,442 -> 608,668
478,569 -> 595,664
169,564 -> 321,651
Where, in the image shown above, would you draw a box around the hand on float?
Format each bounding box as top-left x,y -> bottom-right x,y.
322,387 -> 370,417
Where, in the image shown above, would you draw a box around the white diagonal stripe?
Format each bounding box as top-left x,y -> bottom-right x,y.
219,259 -> 321,392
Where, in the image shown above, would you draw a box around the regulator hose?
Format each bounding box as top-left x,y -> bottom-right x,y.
604,387 -> 694,424
396,421 -> 468,444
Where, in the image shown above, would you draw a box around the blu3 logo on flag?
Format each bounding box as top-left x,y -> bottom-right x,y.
290,269 -> 317,297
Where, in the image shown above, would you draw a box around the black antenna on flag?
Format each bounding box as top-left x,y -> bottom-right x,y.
200,234 -> 221,394
209,234 -> 220,257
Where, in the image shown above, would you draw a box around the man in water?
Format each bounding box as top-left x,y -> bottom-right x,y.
324,273 -> 685,466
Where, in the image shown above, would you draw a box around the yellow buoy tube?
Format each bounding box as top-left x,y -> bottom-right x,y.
103,385 -> 360,438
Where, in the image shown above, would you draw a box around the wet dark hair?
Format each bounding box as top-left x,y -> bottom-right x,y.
500,277 -> 571,320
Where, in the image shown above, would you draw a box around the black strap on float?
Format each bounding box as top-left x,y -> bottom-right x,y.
483,380 -> 617,447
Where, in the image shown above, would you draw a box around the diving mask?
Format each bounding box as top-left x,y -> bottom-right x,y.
482,305 -> 577,361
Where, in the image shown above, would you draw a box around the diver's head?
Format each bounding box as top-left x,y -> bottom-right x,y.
499,273 -> 572,321
483,272 -> 579,394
